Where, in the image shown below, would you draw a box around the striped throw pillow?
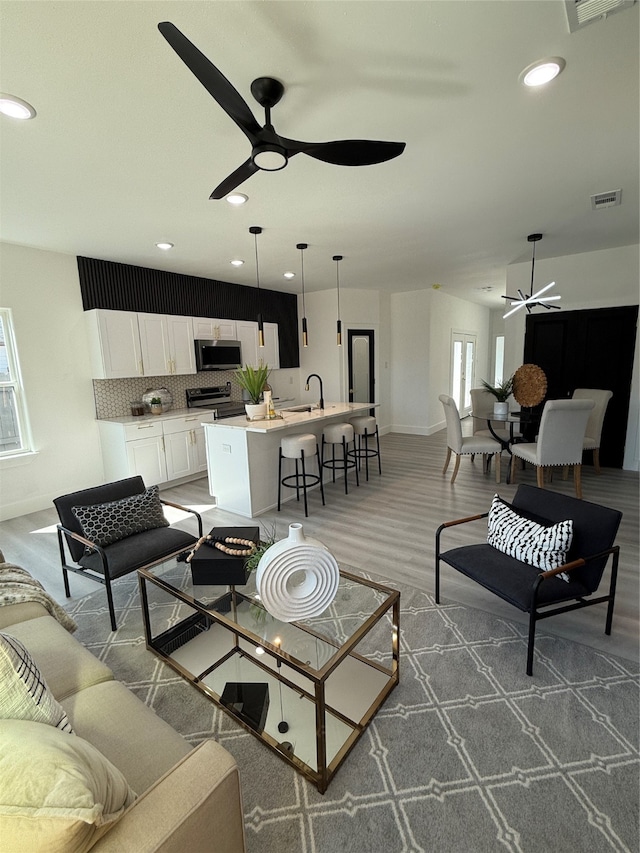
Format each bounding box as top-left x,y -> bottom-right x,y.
487,495 -> 573,580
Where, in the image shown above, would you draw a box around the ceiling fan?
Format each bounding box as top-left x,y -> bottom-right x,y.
158,22 -> 406,199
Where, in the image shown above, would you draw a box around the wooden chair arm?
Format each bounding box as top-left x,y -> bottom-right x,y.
437,511 -> 489,532
539,545 -> 620,580
56,523 -> 101,552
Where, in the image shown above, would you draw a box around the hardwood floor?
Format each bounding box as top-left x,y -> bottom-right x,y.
1,426 -> 638,662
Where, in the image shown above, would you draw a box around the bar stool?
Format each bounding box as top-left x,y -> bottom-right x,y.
321,423 -> 359,494
349,415 -> 382,480
278,434 -> 324,517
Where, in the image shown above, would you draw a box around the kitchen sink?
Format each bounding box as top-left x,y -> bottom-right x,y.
281,405 -> 313,412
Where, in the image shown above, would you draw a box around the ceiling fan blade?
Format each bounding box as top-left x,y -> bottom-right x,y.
283,139 -> 405,166
158,22 -> 262,140
210,159 -> 260,199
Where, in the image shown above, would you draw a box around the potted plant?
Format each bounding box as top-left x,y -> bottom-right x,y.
235,364 -> 270,419
480,376 -> 514,418
149,396 -> 163,415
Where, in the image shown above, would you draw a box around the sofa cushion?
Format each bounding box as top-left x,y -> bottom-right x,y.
0,600 -> 49,630
61,680 -> 192,795
5,615 -> 113,701
487,494 -> 573,578
0,632 -> 73,732
0,718 -> 136,853
72,485 -> 169,549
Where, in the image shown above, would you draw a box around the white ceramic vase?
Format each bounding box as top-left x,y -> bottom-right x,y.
255,523 -> 339,622
493,401 -> 509,418
245,402 -> 267,420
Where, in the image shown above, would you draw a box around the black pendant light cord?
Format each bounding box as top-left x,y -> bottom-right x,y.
250,226 -> 264,347
333,254 -> 343,346
297,242 -> 308,347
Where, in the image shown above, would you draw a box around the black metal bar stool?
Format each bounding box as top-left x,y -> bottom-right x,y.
278,433 -> 324,517
321,423 -> 359,494
349,415 -> 382,481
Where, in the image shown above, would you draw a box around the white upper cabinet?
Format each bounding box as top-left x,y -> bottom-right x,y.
192,317 -> 237,340
85,309 -> 143,379
236,320 -> 280,369
138,313 -> 195,376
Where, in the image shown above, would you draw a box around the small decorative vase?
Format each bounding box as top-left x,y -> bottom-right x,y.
245,402 -> 267,420
256,523 -> 339,622
150,404 -> 163,415
493,401 -> 509,418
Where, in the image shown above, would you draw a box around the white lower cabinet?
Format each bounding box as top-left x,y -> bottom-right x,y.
98,412 -> 213,487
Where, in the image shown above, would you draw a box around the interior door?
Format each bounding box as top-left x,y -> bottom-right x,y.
348,330 -> 375,406
523,305 -> 638,468
451,333 -> 476,414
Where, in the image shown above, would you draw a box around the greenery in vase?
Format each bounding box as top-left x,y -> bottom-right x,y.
150,397 -> 162,406
245,522 -> 277,574
480,376 -> 514,402
234,364 -> 270,405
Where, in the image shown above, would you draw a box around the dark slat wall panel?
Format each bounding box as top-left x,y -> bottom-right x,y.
77,256 -> 300,368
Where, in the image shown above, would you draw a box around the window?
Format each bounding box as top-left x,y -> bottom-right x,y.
494,336 -> 505,386
0,309 -> 31,455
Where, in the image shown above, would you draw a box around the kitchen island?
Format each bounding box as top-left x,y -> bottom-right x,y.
203,402 -> 375,517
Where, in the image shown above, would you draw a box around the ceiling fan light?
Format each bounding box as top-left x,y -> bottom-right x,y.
520,57 -> 566,87
283,271 -> 295,279
226,192 -> 248,205
0,93 -> 36,119
252,144 -> 288,171
155,241 -> 174,250
230,259 -> 244,266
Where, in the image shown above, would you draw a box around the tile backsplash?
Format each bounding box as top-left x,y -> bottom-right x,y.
92,372 -> 238,419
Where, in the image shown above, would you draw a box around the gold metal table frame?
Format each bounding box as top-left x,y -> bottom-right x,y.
138,561 -> 400,793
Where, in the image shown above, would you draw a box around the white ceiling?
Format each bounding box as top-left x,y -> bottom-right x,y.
1,1 -> 638,309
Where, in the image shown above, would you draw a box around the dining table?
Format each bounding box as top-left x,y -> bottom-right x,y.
476,409 -> 540,483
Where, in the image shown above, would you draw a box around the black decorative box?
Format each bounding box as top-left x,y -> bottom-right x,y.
220,682 -> 269,733
189,526 -> 260,586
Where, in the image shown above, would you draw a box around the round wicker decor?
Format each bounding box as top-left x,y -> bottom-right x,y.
513,364 -> 547,407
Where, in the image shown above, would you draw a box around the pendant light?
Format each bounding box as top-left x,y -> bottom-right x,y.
333,255 -> 343,346
502,233 -> 561,319
250,226 -> 265,347
297,242 -> 309,347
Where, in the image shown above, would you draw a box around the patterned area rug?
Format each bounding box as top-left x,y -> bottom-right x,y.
65,570 -> 639,853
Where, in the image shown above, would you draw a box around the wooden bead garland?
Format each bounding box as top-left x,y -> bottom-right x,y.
185,533 -> 256,562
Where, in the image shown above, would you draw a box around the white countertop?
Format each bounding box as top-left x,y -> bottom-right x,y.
202,401 -> 375,433
98,407 -> 218,426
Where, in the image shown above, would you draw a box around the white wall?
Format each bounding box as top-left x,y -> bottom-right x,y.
390,288 -> 492,434
0,242 -> 104,520
503,244 -> 639,470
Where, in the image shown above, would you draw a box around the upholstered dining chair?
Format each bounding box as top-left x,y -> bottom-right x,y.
572,388 -> 613,473
510,398 -> 594,499
439,394 -> 502,484
470,387 -> 513,443
54,476 -> 202,631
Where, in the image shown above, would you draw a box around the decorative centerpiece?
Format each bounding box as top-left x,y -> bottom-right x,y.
235,364 -> 270,420
186,526 -> 260,585
481,376 -> 514,418
149,397 -> 163,415
255,523 -> 339,622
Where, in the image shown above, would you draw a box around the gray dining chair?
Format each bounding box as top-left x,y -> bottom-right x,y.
439,394 -> 502,484
510,398 -> 594,498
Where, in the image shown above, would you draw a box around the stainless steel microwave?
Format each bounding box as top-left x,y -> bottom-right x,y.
194,339 -> 242,371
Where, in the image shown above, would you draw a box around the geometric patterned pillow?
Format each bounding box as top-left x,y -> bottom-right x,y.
0,633 -> 74,733
71,485 -> 169,548
487,494 -> 573,580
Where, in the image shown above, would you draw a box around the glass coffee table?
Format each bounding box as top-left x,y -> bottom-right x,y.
138,558 -> 400,793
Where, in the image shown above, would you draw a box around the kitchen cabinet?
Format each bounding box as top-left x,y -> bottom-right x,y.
86,309 -> 195,378
138,313 -> 195,376
236,320 -> 280,370
97,411 -> 214,487
85,309 -> 143,379
192,317 -> 237,340
163,414 -> 209,480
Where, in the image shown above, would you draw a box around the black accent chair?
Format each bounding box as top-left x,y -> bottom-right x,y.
435,484 -> 622,675
54,476 -> 202,631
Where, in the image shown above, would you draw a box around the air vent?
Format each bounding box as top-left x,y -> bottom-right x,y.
591,189 -> 622,210
565,0 -> 636,32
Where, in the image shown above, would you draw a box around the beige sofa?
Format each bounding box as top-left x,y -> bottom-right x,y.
0,596 -> 246,852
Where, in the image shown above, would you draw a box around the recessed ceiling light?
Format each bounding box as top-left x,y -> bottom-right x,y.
283,271 -> 295,279
230,259 -> 244,267
0,93 -> 36,120
155,242 -> 174,250
226,193 -> 248,205
519,57 -> 566,87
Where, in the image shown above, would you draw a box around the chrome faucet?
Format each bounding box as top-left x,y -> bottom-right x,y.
305,374 -> 324,410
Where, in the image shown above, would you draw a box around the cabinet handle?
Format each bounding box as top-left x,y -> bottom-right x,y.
137,424 -> 154,430
185,416 -> 198,422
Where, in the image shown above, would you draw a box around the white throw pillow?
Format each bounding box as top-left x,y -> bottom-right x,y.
0,632 -> 73,732
0,718 -> 136,853
487,495 -> 573,580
